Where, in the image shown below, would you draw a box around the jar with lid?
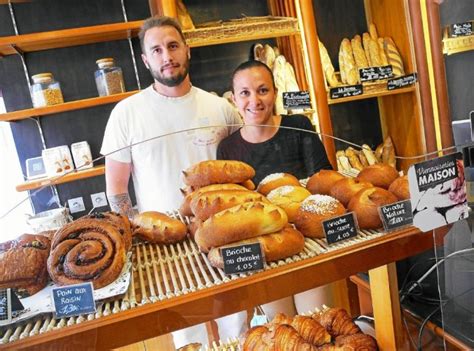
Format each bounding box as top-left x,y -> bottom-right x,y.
95,58 -> 125,96
30,73 -> 64,108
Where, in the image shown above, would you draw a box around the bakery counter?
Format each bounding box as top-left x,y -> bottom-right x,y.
0,224 -> 448,350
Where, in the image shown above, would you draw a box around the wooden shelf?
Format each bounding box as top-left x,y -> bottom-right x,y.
442,28 -> 474,55
0,21 -> 143,56
0,91 -> 138,122
328,85 -> 416,105
16,165 -> 105,192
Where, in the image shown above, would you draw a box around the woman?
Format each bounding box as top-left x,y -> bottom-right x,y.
217,60 -> 334,317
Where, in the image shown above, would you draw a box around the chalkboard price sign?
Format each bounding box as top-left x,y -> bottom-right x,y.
379,200 -> 413,232
222,243 -> 264,275
322,212 -> 358,245
360,65 -> 393,82
387,73 -> 417,90
283,91 -> 311,109
450,21 -> 473,37
0,289 -> 12,325
52,282 -> 96,318
330,85 -> 363,99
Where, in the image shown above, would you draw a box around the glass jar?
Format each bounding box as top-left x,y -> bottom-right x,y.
95,58 -> 125,96
30,73 -> 64,107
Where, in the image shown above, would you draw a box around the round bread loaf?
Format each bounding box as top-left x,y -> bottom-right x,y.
267,185 -> 311,222
330,178 -> 373,207
183,160 -> 255,187
388,175 -> 410,200
306,169 -> 346,195
348,187 -> 398,229
133,211 -> 187,244
356,163 -> 399,189
195,201 -> 288,252
294,195 -> 346,238
257,173 -> 301,195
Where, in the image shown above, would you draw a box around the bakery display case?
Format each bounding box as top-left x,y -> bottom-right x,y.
0,0 -> 468,350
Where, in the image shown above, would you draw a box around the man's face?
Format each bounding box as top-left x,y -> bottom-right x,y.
141,26 -> 190,87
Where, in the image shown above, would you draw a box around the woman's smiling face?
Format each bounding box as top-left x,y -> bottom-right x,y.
232,66 -> 277,126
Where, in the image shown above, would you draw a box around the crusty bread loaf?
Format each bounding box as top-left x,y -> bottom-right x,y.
362,33 -> 372,66
207,226 -> 305,268
195,201 -> 288,252
378,38 -> 389,66
356,163 -> 399,189
306,169 -> 346,195
257,172 -> 301,196
348,187 -> 398,229
351,35 -> 369,71
336,150 -> 352,171
361,144 -> 378,165
339,38 -> 359,85
384,37 -> 405,76
369,23 -> 378,40
319,39 -> 339,88
191,189 -> 268,221
382,136 -> 396,168
133,211 -> 187,244
368,37 -> 382,67
183,160 -> 255,187
267,185 -> 311,222
330,178 -> 374,207
179,183 -> 248,217
345,147 -> 364,171
295,195 -> 346,238
388,175 -> 410,200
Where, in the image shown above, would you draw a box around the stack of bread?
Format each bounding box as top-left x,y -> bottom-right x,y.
319,23 -> 405,88
242,307 -> 377,350
336,136 -> 396,172
180,162 -> 306,269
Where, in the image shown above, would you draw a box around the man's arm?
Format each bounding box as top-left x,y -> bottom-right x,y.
105,157 -> 134,218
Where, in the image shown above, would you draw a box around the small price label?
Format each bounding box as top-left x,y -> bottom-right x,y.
379,200 -> 413,232
329,85 -> 363,99
322,212 -> 358,245
450,21 -> 473,37
283,91 -> 311,109
52,282 -> 96,318
221,243 -> 264,275
387,73 -> 417,90
360,65 -> 393,82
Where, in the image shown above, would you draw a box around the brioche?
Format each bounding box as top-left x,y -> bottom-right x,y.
306,169 -> 346,195
133,211 -> 187,244
330,178 -> 374,207
191,189 -> 268,221
240,179 -> 256,190
183,160 -> 255,187
348,187 -> 398,229
187,217 -> 202,239
319,39 -> 339,88
195,201 -> 288,252
356,163 -> 399,189
295,195 -> 346,238
388,175 -> 410,200
207,226 -> 305,268
267,185 -> 311,222
257,172 -> 301,196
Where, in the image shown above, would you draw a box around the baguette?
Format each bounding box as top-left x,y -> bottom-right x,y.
318,39 -> 339,88
133,211 -> 187,244
351,35 -> 369,71
336,150 -> 352,171
384,37 -> 405,76
369,23 -> 379,40
345,147 -> 364,171
374,143 -> 384,163
183,160 -> 255,187
338,45 -> 347,84
361,144 -> 378,165
378,38 -> 389,66
191,189 -> 268,221
194,201 -> 288,252
368,37 -> 383,67
207,226 -> 305,268
382,136 -> 396,168
358,151 -> 369,167
362,33 -> 373,66
339,38 -> 359,85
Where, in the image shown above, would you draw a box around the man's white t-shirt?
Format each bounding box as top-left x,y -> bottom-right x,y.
100,85 -> 242,212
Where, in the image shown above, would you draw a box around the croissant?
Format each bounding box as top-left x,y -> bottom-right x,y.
319,333 -> 378,350
242,326 -> 269,351
312,308 -> 360,337
272,324 -> 317,351
291,315 -> 332,346
271,312 -> 293,325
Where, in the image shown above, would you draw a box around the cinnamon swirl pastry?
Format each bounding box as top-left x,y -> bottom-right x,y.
47,219 -> 126,289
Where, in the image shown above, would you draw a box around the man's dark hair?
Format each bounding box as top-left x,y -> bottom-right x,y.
231,60 -> 276,92
139,16 -> 186,53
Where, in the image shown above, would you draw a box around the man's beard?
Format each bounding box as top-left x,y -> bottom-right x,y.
150,60 -> 189,87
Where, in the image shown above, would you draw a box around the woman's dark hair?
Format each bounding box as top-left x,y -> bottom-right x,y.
231,60 -> 276,92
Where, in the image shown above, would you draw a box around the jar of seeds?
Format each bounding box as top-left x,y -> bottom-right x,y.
95,58 -> 125,96
30,73 -> 64,107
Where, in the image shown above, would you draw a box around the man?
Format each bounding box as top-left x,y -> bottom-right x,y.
101,16 -> 241,217
100,16 -> 244,348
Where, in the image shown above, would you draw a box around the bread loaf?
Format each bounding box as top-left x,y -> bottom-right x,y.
378,38 -> 389,66
195,201 -> 288,252
330,178 -> 374,207
183,160 -> 255,187
207,226 -> 305,268
384,37 -> 405,76
187,217 -> 202,239
362,33 -> 372,66
257,172 -> 301,196
368,37 -> 383,67
266,185 -> 311,222
361,145 -> 378,165
336,150 -> 352,171
345,147 -> 364,171
319,39 -> 339,88
351,35 -> 369,71
382,136 -> 396,167
356,163 -> 399,189
133,211 -> 187,244
339,38 -> 359,85
306,169 -> 346,195
191,189 -> 268,221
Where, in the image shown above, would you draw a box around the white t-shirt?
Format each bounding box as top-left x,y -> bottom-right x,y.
100,85 -> 242,212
